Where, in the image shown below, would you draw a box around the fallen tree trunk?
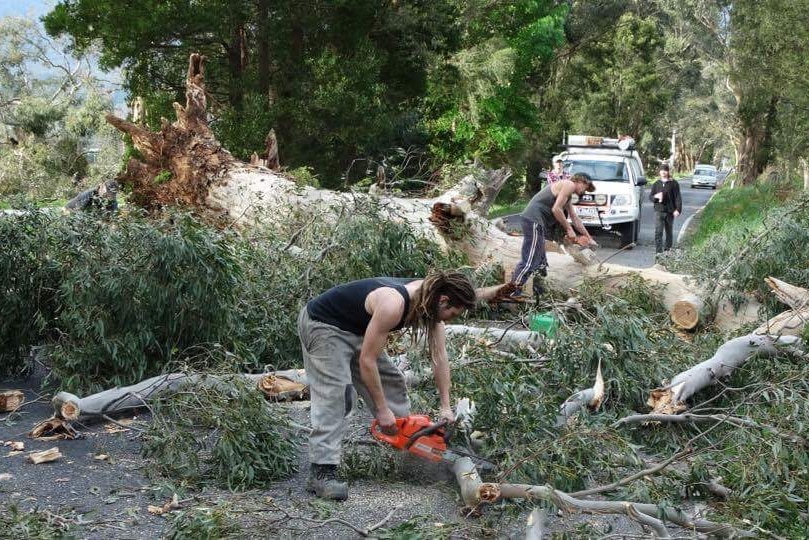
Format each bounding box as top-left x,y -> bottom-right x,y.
451,457 -> 743,537
106,52 -> 760,333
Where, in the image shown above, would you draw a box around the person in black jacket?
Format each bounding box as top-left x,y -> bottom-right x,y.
649,163 -> 682,253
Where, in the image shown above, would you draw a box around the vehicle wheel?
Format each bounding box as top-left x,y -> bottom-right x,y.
619,220 -> 636,248
690,184 -> 694,189
712,185 -> 716,190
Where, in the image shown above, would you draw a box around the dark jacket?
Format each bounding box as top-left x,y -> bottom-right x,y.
649,179 -> 682,215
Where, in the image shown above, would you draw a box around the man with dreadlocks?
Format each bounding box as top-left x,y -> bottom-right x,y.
298,270 -> 501,500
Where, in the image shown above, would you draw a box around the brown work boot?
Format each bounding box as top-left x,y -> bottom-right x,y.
306,464 -> 348,501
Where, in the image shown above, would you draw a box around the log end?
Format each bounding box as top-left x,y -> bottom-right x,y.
52,391 -> 81,420
672,298 -> 700,330
0,390 -> 25,412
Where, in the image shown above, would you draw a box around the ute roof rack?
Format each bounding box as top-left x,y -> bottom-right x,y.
562,134 -> 636,151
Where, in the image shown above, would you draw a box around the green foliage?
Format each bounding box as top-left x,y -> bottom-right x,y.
49,212 -> 246,392
0,201 -> 466,390
673,180 -> 809,311
142,377 -> 299,490
166,506 -> 241,540
0,505 -> 75,538
0,210 -> 65,373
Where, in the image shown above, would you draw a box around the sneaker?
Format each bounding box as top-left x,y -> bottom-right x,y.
306,464 -> 348,501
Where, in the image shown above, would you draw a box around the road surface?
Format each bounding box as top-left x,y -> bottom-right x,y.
501,172 -> 726,269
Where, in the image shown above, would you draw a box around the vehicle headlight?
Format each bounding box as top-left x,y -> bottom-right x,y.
611,194 -> 632,207
595,194 -> 608,205
571,193 -> 579,204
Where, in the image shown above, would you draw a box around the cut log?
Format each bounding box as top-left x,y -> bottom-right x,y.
27,447 -> 62,464
47,369 -> 309,421
0,390 -> 24,412
105,52 -> 762,334
671,293 -> 705,330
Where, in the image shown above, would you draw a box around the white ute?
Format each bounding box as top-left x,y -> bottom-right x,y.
558,135 -> 647,248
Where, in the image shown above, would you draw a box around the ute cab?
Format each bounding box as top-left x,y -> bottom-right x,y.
558,135 -> 647,247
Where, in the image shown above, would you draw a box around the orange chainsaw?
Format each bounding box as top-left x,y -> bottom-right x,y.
370,415 -> 466,464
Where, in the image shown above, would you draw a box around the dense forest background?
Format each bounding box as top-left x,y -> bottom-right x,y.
3,0 -> 809,202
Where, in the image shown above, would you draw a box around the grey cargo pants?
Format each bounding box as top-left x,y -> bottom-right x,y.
297,307 -> 410,465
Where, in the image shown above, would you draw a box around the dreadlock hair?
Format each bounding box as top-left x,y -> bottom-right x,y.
406,270 -> 477,354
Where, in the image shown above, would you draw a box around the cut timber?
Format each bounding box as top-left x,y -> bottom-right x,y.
28,447 -> 62,464
106,52 -> 762,334
28,417 -> 79,440
671,293 -> 705,330
0,390 -> 24,412
648,334 -> 802,414
43,370 -> 309,422
451,457 -> 741,537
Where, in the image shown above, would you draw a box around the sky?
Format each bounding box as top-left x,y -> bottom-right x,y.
1,0 -> 127,112
0,0 -> 54,19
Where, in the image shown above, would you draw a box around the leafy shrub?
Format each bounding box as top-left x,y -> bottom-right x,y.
0,200 -> 466,391
0,210 -> 65,374
142,377 -> 299,490
167,506 -> 241,540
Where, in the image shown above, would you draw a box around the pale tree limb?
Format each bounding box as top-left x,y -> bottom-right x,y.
451,458 -> 745,537
524,508 -> 547,540
613,413 -> 806,446
556,359 -> 604,426
648,334 -> 802,414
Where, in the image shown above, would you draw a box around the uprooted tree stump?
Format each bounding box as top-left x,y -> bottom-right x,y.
105,52 -> 761,333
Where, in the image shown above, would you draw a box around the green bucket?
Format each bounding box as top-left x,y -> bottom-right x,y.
528,312 -> 557,336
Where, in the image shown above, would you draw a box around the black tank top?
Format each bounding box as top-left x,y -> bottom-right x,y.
521,183 -> 568,227
306,277 -> 414,336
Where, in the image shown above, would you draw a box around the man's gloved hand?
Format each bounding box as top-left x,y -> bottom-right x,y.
490,282 -> 519,303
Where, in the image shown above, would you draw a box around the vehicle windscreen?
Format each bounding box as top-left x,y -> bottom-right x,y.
567,160 -> 628,182
694,168 -> 715,176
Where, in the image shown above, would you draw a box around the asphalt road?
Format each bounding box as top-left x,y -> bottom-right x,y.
502,172 -> 726,269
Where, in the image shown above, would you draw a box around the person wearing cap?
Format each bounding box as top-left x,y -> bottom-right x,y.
509,173 -> 597,297
546,157 -> 570,185
649,163 -> 682,254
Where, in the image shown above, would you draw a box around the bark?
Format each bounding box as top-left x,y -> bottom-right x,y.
46,369 -> 308,422
555,359 -> 604,427
106,53 -> 762,333
648,334 -> 801,414
451,457 -> 743,537
524,508 -> 547,540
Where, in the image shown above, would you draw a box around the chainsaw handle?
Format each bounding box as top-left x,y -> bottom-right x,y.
403,418 -> 449,449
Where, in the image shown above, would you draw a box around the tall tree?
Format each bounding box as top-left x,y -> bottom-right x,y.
0,16 -> 118,200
